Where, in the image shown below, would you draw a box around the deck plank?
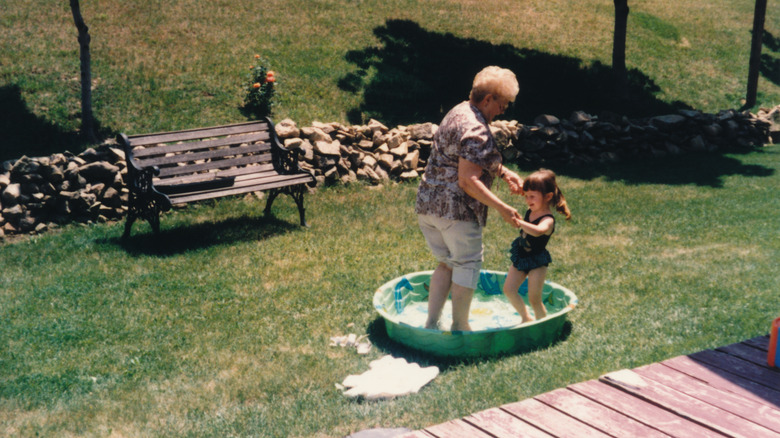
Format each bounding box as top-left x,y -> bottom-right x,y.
660,355 -> 780,408
424,419 -> 494,438
601,369 -> 777,438
743,335 -> 771,352
463,408 -> 554,438
717,342 -> 775,368
690,349 -> 780,390
570,380 -> 726,438
534,388 -> 670,437
501,398 -> 612,438
635,363 -> 780,433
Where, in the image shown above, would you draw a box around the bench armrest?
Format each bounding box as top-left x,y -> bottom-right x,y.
117,133 -> 173,210
264,117 -> 307,175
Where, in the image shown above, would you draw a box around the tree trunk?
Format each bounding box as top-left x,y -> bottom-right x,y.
746,0 -> 768,109
69,0 -> 98,143
612,0 -> 630,95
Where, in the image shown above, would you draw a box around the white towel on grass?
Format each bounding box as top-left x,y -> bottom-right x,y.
340,355 -> 439,400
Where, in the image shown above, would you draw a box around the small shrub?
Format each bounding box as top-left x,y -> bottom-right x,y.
243,54 -> 276,119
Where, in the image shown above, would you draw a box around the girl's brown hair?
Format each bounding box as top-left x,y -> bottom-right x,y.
522,169 -> 572,220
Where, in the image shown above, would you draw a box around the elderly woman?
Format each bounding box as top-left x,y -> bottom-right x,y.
415,66 -> 524,332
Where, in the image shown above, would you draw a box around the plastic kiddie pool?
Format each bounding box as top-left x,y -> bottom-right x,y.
373,270 -> 577,357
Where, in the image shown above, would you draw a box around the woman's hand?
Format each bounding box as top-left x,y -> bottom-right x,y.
499,204 -> 523,228
501,167 -> 524,194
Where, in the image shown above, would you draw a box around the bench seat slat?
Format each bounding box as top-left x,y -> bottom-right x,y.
154,163 -> 277,187
134,142 -> 271,168
167,173 -> 313,205
127,121 -> 270,146
131,132 -> 270,158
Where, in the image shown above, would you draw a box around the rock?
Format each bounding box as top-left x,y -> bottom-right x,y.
363,155 -> 378,168
399,170 -> 418,181
570,111 -> 592,124
651,114 -> 686,129
18,213 -> 37,232
301,126 -> 332,143
408,123 -> 436,140
386,133 -> 406,150
534,114 -> 560,126
368,119 -> 389,134
42,164 -> 65,184
377,154 -> 395,169
313,140 -> 342,157
689,135 -> 707,151
77,162 -> 120,182
403,149 -> 419,170
312,120 -> 337,134
275,118 -> 301,139
284,138 -> 304,150
102,187 -> 122,208
2,183 -> 21,205
389,141 -> 409,157
2,204 -> 24,222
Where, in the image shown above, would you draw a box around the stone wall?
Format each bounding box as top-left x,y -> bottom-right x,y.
2,106 -> 779,239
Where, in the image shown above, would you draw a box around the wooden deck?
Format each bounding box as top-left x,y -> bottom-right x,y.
398,335 -> 779,438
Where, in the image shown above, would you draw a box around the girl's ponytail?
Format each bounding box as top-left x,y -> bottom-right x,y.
552,187 -> 571,220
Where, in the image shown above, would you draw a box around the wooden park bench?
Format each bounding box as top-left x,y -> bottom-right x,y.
117,118 -> 315,239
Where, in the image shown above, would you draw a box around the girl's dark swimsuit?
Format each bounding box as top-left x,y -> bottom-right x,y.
510,209 -> 555,273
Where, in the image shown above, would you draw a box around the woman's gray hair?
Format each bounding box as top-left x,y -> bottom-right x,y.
469,66 -> 520,103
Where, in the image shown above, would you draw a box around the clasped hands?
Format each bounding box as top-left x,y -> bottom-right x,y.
500,170 -> 524,228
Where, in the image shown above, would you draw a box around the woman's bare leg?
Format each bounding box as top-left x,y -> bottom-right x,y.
425,262 -> 452,329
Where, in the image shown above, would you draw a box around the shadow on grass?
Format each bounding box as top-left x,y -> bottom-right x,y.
107,214 -> 301,256
0,84 -> 111,163
366,317 -> 573,371
340,19 -> 686,127
549,148 -> 776,188
761,31 -> 780,87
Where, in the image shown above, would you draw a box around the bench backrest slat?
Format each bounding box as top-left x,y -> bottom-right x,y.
156,153 -> 273,178
134,142 -> 271,168
127,121 -> 269,147
131,132 -> 270,158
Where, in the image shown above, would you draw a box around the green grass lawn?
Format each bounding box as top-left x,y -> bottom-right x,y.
1,145 -> 778,437
2,1 -> 780,436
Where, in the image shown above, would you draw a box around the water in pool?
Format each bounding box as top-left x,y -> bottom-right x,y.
395,297 -> 530,331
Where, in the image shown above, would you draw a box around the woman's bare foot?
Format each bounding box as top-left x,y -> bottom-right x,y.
450,322 -> 472,332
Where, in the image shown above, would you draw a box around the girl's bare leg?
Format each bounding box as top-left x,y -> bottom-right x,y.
503,266 -> 533,322
527,267 -> 548,320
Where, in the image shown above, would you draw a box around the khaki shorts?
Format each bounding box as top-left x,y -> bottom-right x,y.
417,214 -> 483,289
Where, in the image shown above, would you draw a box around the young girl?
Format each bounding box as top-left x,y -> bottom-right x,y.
503,169 -> 571,323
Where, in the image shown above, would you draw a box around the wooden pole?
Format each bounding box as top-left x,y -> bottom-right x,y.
746,0 -> 768,109
612,0 -> 630,96
69,0 -> 98,143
